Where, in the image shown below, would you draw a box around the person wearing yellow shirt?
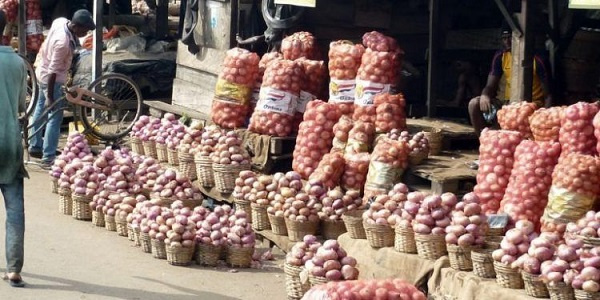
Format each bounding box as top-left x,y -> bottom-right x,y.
468,30 -> 553,135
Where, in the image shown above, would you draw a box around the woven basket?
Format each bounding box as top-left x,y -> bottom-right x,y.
415,234 -> 447,260
104,215 -> 117,232
195,243 -> 222,266
471,248 -> 496,278
364,222 -> 395,248
485,235 -> 503,249
547,282 -> 575,300
51,177 -> 58,194
156,143 -> 168,162
167,148 -> 180,166
195,155 -> 215,188
58,187 -> 72,215
575,289 -> 600,300
286,219 -> 319,242
71,194 -> 92,220
132,227 -> 141,246
487,227 -> 505,236
166,245 -> 195,266
151,239 -> 167,259
226,246 -> 253,268
178,152 -> 197,180
522,271 -> 550,298
213,163 -> 250,194
127,224 -> 135,242
342,210 -> 366,239
494,261 -> 524,289
424,129 -> 443,155
142,140 -> 158,159
251,203 -> 271,231
130,137 -> 145,155
140,232 -> 152,253
394,225 -> 417,254
92,211 -> 105,227
284,263 -> 308,300
578,235 -> 600,248
447,244 -> 477,271
234,199 -> 252,223
268,213 -> 288,236
308,274 -> 328,288
116,218 -> 128,237
321,219 -> 347,240
408,151 -> 428,166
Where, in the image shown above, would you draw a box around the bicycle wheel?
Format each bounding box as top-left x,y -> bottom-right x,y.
78,73 -> 142,141
19,54 -> 38,119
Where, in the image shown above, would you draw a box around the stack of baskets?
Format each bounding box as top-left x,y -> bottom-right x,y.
364,222 -> 394,248
471,247 -> 497,279
415,233 -> 447,260
140,232 -> 152,253
142,140 -> 158,159
156,143 -> 168,162
447,244 -> 477,271
286,219 -> 319,242
284,263 -> 309,300
493,261 -> 524,289
166,244 -> 195,266
92,210 -> 105,227
251,203 -> 270,231
546,282 -> 574,300
268,213 -> 288,236
58,187 -> 72,215
342,210 -> 366,239
394,224 -> 417,254
196,244 -> 222,266
522,271 -> 550,298
178,151 -> 197,180
167,147 -> 179,166
130,137 -> 145,155
71,194 -> 92,221
213,163 -> 250,193
226,246 -> 253,268
151,238 -> 167,259
115,215 -> 129,237
105,214 -> 117,232
195,155 -> 215,188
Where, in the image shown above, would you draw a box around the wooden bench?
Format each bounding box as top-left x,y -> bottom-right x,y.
407,118 -> 478,151
144,100 -> 212,124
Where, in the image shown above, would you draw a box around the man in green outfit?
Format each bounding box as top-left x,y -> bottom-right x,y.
0,10 -> 28,288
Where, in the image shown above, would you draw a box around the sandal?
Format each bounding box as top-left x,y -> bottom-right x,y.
3,273 -> 25,288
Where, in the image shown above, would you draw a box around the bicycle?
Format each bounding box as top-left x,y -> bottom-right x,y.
21,56 -> 143,162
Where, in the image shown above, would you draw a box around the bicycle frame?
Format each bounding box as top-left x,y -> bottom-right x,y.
64,85 -> 113,111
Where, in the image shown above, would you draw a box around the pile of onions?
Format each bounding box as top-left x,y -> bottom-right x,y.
129,115 -> 151,139
362,194 -> 403,227
281,31 -> 319,61
512,232 -> 561,275
165,121 -> 187,151
285,234 -> 322,266
177,127 -> 204,155
318,189 -> 362,221
541,237 -> 584,286
238,172 -> 273,206
304,179 -> 328,200
283,192 -> 321,223
102,192 -> 131,218
153,114 -> 179,146
138,116 -> 162,142
543,153 -> 600,233
362,31 -> 400,52
209,131 -> 250,165
497,102 -> 537,138
569,211 -> 600,238
492,220 -> 537,265
50,133 -> 93,179
341,152 -> 370,192
266,171 -> 303,217
473,129 -> 523,214
147,206 -> 175,242
135,157 -> 163,191
194,125 -> 224,157
162,203 -> 197,248
559,102 -> 599,157
226,210 -> 255,248
397,191 -> 424,229
344,121 -> 375,155
407,132 -> 430,154
293,100 -> 341,179
530,107 -> 563,142
364,138 -> 410,197
0,0 -> 17,23
129,200 -> 154,234
252,52 -> 283,113
249,59 -> 305,137
308,152 -> 345,189
593,110 -> 600,154
70,165 -> 100,197
445,193 -> 486,247
412,193 -> 456,235
499,140 -> 560,229
305,240 -> 359,281
89,190 -> 110,214
328,41 -> 365,116
115,195 -> 146,221
331,115 -> 353,152
294,58 -> 327,130
137,204 -> 164,236
152,169 -> 203,200
233,170 -> 257,202
58,158 -> 93,189
569,247 -> 600,292
211,48 -> 260,129
374,93 -> 407,134
102,154 -> 139,194
196,205 -> 233,246
303,278 -> 426,300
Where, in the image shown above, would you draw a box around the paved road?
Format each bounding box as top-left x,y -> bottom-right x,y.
0,167 -> 287,300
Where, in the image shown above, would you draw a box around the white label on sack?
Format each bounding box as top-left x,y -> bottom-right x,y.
297,90 -> 316,113
354,79 -> 392,106
26,20 -> 43,35
329,79 -> 356,103
256,87 -> 298,115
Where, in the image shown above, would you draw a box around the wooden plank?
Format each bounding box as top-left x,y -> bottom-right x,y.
176,41 -> 226,75
175,65 -> 218,91
408,151 -> 478,182
196,184 -> 234,204
171,78 -> 214,113
406,118 -> 476,138
144,100 -> 212,122
255,230 -> 296,253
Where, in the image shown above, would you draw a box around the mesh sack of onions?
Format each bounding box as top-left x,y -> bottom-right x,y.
530,106 -> 564,142
328,41 -> 365,116
0,0 -> 17,23
292,100 -> 341,179
249,59 -> 304,137
559,102 -> 599,158
473,129 -> 524,215
497,102 -> 537,139
331,115 -> 353,152
303,278 -> 426,300
251,52 -> 282,115
354,48 -> 402,114
592,110 -> 600,154
211,48 -> 260,129
341,152 -> 370,193
344,121 -> 375,155
542,152 -> 600,234
308,152 -> 345,189
499,140 -> 560,229
25,0 -> 42,52
363,138 -> 410,201
281,31 -> 319,61
294,58 -> 327,131
374,93 -> 407,134
362,31 -> 401,52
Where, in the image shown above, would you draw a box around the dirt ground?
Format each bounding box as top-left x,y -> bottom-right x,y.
0,166 -> 287,300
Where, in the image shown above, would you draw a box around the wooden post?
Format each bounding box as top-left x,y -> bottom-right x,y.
18,0 -> 25,55
156,0 -> 169,38
108,0 -> 116,28
520,0 -> 534,102
92,0 -> 103,82
426,0 -> 440,117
